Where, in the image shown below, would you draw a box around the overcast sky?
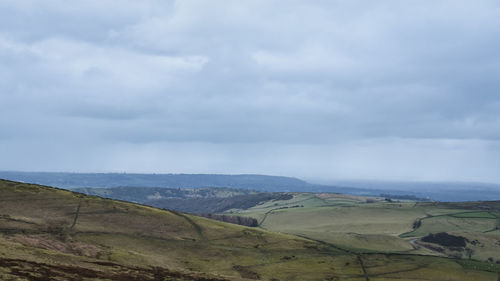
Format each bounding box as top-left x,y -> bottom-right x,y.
1,0 -> 500,183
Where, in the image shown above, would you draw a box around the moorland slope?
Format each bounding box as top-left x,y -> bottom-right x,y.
0,179 -> 498,280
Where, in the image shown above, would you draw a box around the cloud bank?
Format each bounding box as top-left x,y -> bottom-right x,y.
1,0 -> 500,183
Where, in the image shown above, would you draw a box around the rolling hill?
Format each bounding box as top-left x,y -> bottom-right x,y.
1,179 -> 499,280
231,192 -> 500,264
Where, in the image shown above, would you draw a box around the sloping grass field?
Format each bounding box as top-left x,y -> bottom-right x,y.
234,193 -> 500,263
1,180 -> 499,280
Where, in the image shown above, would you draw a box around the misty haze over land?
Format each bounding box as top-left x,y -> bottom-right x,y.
1,1 -> 500,184
1,171 -> 500,202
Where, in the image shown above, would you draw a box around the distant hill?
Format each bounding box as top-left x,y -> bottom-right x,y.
0,171 -> 309,191
321,179 -> 500,202
2,171 -> 500,201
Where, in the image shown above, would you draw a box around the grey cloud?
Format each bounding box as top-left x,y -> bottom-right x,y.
1,0 -> 500,182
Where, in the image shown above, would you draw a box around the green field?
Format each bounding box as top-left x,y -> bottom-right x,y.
233,193 -> 500,262
1,180 -> 499,280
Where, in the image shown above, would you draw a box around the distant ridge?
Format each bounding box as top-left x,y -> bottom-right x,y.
0,171 -> 309,191
2,171 -> 500,201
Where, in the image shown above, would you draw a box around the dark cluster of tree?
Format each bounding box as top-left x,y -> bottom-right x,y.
417,201 -> 500,211
72,185 -> 295,214
421,232 -> 469,247
150,193 -> 294,214
271,205 -> 304,211
380,194 -> 430,202
198,214 -> 258,227
412,219 -> 422,229
74,186 -> 256,204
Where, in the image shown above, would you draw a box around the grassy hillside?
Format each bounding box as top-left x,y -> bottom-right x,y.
232,193 -> 500,263
0,179 -> 356,281
1,179 -> 499,280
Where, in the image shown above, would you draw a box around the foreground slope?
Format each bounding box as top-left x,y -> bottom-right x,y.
0,179 -> 363,280
0,180 -> 498,280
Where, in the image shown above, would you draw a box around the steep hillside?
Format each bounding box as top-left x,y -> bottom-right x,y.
0,179 -> 358,280
0,179 -> 498,280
